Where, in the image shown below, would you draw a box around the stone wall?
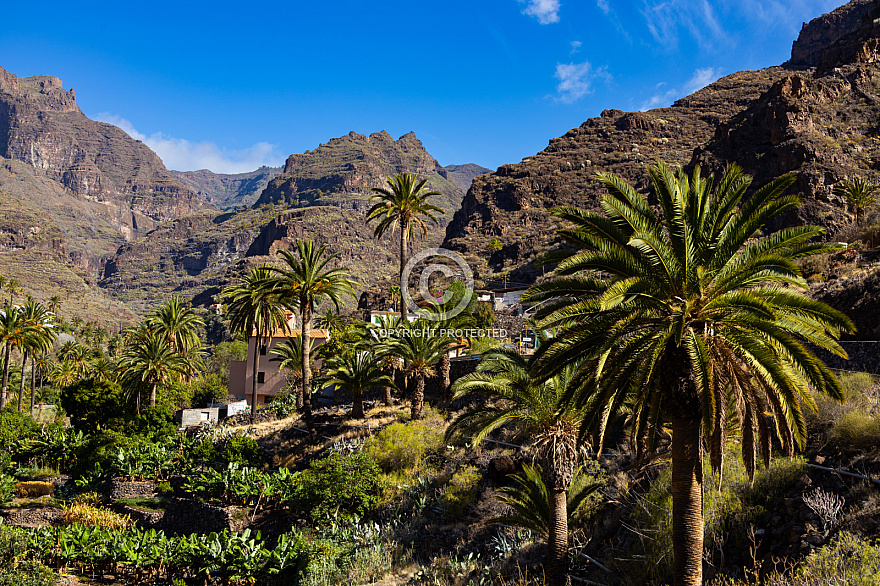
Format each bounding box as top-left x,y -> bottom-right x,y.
104,479 -> 157,501
159,498 -> 243,535
1,507 -> 63,527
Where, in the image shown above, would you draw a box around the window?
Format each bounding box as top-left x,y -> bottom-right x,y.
259,344 -> 268,356
257,372 -> 265,383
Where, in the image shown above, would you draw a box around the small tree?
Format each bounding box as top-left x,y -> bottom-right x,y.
835,176 -> 878,225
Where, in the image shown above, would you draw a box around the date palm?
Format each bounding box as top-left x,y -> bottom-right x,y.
834,176 -> 877,225
366,173 -> 444,323
0,304 -> 29,409
382,319 -> 455,419
146,296 -> 205,359
18,300 -> 56,412
223,265 -> 290,422
526,161 -> 854,586
269,241 -> 356,426
447,345 -> 586,586
270,335 -> 312,404
119,329 -> 190,411
325,348 -> 394,419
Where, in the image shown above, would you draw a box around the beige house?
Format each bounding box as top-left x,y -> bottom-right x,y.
228,312 -> 331,406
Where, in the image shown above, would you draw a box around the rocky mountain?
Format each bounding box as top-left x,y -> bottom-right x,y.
255,131 -> 465,224
444,163 -> 491,192
442,0 -> 880,287
99,131 -> 465,306
170,166 -> 282,210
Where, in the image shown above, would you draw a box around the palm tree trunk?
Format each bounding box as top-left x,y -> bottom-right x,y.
411,374 -> 424,420
671,415 -> 704,586
301,303 -> 314,430
150,382 -> 158,407
18,351 -> 28,412
0,341 -> 10,410
399,226 -> 408,324
439,353 -> 451,403
29,360 -> 36,416
352,392 -> 365,419
546,487 -> 569,586
251,332 -> 262,423
383,383 -> 393,407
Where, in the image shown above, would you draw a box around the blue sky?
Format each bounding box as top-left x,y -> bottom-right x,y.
2,0 -> 844,173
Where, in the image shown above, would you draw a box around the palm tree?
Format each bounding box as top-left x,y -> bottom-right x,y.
146,296 -> 205,359
834,176 -> 878,225
270,241 -> 356,425
18,300 -> 56,412
382,319 -> 454,419
0,304 -> 29,409
119,329 -> 190,411
269,335 -> 312,403
314,306 -> 345,333
525,162 -> 853,586
49,359 -> 78,389
366,173 -> 444,323
5,278 -> 20,304
47,295 -> 61,316
325,348 -> 394,419
222,266 -> 290,422
446,346 -> 586,586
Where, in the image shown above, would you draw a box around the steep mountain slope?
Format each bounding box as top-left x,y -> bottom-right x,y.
444,163 -> 491,192
442,0 -> 880,286
171,166 -> 282,210
0,66 -> 214,273
255,131 -> 464,224
99,131 -> 464,305
443,68 -> 792,283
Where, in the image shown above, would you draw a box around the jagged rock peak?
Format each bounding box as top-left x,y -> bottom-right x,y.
788,0 -> 880,69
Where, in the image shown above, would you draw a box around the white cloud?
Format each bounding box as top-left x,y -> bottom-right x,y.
555,61 -> 607,104
596,0 -> 610,14
570,40 -> 582,54
519,0 -> 560,24
94,113 -> 284,174
639,67 -> 722,110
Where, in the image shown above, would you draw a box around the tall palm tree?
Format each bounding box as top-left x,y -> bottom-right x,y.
270,241 -> 356,425
119,329 -> 190,411
0,304 -> 29,409
526,162 -> 854,586
446,346 -> 585,586
47,295 -> 61,316
222,266 -> 290,422
325,348 -> 394,419
381,319 -> 454,419
834,176 -> 877,225
18,300 -> 56,412
366,173 -> 444,323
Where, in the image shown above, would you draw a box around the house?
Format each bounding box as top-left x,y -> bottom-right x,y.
228,311 -> 331,406
368,309 -> 420,325
489,286 -> 530,312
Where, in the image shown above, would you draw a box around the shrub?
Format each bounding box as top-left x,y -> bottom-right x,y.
294,452 -> 382,520
442,465 -> 482,518
828,410 -> 880,452
0,526 -> 55,586
222,435 -> 263,467
191,439 -> 219,464
62,502 -> 133,529
0,473 -> 15,506
363,411 -> 445,472
15,481 -> 54,498
190,373 -> 229,408
60,380 -> 126,430
0,408 -> 40,446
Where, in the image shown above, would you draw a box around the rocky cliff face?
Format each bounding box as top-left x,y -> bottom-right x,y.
170,166 -> 282,210
0,66 -> 211,246
443,0 -> 880,286
255,131 -> 464,223
443,68 -> 791,282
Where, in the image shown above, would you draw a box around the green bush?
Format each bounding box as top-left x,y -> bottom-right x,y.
790,531 -> 880,585
828,410 -> 880,452
0,408 -> 40,446
0,526 -> 55,586
190,438 -> 219,464
222,435 -> 263,467
442,465 -> 482,518
60,380 -> 126,430
294,452 -> 382,520
190,373 -> 229,407
0,472 -> 15,506
363,412 -> 445,472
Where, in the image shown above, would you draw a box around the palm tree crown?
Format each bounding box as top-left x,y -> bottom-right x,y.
834,176 -> 877,225
325,348 -> 393,419
366,173 -> 444,322
526,161 -> 854,586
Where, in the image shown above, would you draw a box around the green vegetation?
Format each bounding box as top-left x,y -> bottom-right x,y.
364,410 -> 445,472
